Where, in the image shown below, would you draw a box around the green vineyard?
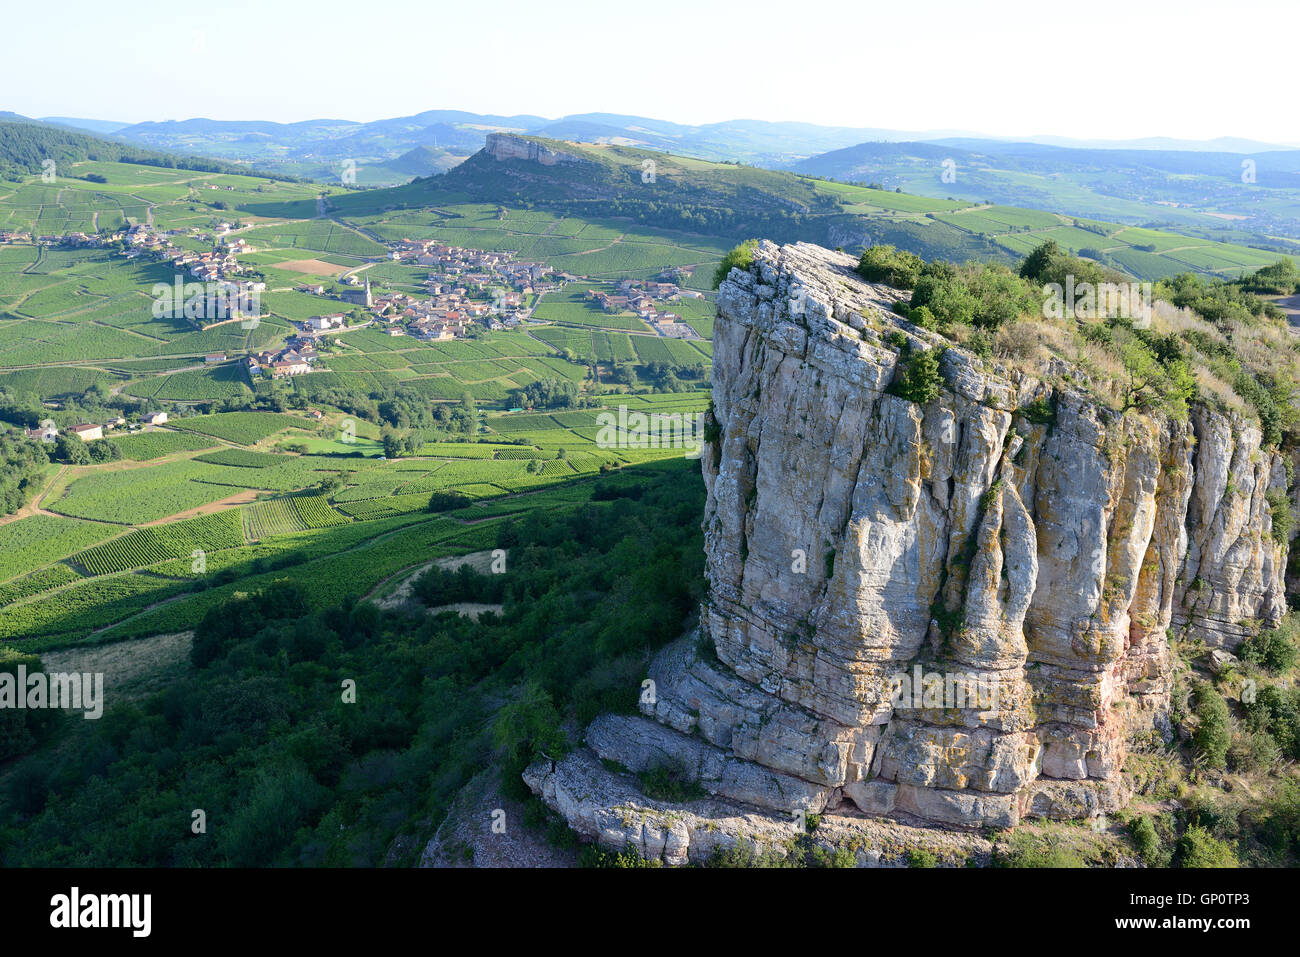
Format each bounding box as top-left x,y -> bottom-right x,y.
243,494 -> 351,539
75,510 -> 246,576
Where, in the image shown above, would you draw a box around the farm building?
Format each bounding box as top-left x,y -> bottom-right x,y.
69,423 -> 104,441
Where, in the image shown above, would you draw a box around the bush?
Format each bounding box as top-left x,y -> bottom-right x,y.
910,273 -> 977,329
1238,615 -> 1298,673
993,831 -> 1087,868
638,760 -> 704,802
1254,783 -> 1300,862
0,647 -> 60,761
857,245 -> 923,289
1130,815 -> 1163,866
906,848 -> 938,867
1190,680 -> 1231,769
1018,396 -> 1056,426
1227,730 -> 1281,772
888,347 -> 943,405
579,844 -> 662,868
1266,489 -> 1294,545
1176,825 -> 1238,867
907,304 -> 936,330
1240,684 -> 1300,758
712,239 -> 758,288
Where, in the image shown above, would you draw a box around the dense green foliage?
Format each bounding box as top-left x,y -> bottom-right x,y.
712,239 -> 758,288
1191,680 -> 1232,769
0,119 -> 299,182
0,430 -> 48,515
0,463 -> 705,865
887,346 -> 943,405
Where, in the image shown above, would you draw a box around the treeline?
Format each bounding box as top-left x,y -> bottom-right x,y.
505,378 -> 591,411
0,120 -> 301,183
0,430 -> 48,515
0,462 -> 705,866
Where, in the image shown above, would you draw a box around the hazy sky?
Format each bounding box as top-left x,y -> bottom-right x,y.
6,0 -> 1296,142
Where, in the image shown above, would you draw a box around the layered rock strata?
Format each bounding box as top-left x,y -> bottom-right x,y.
528,241 -> 1289,857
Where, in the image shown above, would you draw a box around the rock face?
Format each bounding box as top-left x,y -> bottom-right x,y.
484,132 -> 582,167
528,240 -> 1290,854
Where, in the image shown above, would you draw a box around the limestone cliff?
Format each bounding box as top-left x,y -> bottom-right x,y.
527,241 -> 1290,860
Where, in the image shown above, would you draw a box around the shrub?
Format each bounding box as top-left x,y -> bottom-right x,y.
1129,815 -> 1162,866
1240,684 -> 1300,758
1254,782 -> 1300,862
638,760 -> 705,802
856,245 -> 923,289
993,831 -> 1087,868
712,239 -> 758,288
1176,825 -> 1238,868
1018,396 -> 1056,426
1190,680 -> 1231,769
907,304 -> 936,330
1237,615 -> 1298,673
1266,489 -> 1294,545
888,347 -> 943,405
910,273 -> 977,329
579,844 -> 661,868
1228,730 -> 1281,772
0,647 -> 60,761
906,848 -> 938,867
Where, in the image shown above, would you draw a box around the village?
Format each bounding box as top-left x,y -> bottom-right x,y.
1,227 -> 706,389
587,277 -> 707,340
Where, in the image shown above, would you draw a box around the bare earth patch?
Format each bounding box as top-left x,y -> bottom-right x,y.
368,550 -> 499,610
276,259 -> 349,277
139,489 -> 260,526
425,602 -> 504,620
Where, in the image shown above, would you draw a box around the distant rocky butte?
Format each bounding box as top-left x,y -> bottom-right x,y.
484,132 -> 583,167
526,241 -> 1289,863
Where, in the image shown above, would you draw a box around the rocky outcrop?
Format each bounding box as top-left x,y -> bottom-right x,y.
484,133 -> 584,167
528,240 -> 1290,855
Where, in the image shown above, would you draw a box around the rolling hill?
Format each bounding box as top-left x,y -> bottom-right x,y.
330,133 -> 1296,281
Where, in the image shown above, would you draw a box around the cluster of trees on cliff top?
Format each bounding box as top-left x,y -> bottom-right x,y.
715,238 -> 1300,449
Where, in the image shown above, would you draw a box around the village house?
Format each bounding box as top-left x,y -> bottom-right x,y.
271,359 -> 311,378
25,424 -> 57,443
306,314 -> 346,332
142,411 -> 169,426
69,423 -> 103,442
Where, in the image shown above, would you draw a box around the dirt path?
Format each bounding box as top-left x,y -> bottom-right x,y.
0,465 -> 69,527
138,489 -> 260,526
365,549 -> 497,608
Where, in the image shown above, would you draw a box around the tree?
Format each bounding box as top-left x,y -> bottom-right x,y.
316,472 -> 346,498
889,347 -> 943,405
54,434 -> 90,465
87,439 -> 121,463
